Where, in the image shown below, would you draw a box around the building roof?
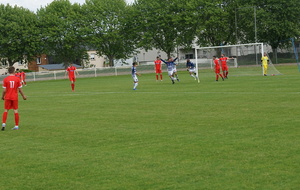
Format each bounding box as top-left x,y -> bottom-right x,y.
38,64 -> 82,71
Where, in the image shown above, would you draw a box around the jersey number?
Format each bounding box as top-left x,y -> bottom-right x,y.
9,81 -> 15,88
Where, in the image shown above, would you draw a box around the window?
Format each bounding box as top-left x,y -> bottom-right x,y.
185,54 -> 194,59
37,57 -> 41,65
90,53 -> 95,61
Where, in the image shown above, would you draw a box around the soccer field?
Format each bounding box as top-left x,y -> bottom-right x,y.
0,65 -> 299,189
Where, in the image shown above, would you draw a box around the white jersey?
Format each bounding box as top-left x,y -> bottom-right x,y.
131,66 -> 138,82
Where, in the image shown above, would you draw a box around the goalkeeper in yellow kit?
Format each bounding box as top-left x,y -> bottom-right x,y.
261,52 -> 269,76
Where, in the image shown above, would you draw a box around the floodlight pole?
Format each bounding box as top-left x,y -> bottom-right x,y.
254,6 -> 257,43
235,8 -> 238,43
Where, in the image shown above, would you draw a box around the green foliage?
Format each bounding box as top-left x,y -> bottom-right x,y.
20,69 -> 33,73
0,0 -> 299,66
195,0 -> 237,46
134,0 -> 199,57
0,4 -> 40,66
236,0 -> 300,49
83,0 -> 138,66
37,0 -> 88,66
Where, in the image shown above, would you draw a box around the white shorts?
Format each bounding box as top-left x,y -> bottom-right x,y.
189,68 -> 196,73
168,70 -> 173,76
132,75 -> 138,82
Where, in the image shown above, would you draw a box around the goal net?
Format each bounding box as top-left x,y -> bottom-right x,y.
194,43 -> 282,77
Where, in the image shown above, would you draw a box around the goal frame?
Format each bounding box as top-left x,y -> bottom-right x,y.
194,43 -> 265,76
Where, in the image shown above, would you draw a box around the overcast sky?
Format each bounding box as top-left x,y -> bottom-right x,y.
0,0 -> 135,12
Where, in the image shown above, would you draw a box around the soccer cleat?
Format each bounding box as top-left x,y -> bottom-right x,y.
222,77 -> 224,81
12,126 -> 19,130
1,123 -> 5,131
133,88 -> 137,90
172,80 -> 175,84
216,80 -> 218,82
177,78 -> 180,82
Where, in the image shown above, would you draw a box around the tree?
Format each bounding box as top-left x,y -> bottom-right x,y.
37,0 -> 88,67
83,0 -> 138,66
134,0 -> 199,58
0,4 -> 40,66
256,0 -> 300,56
236,0 -> 300,61
194,0 -> 237,47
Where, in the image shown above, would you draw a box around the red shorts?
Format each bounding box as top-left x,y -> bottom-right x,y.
222,65 -> 228,71
69,77 -> 76,82
215,68 -> 220,74
4,99 -> 18,110
155,69 -> 162,74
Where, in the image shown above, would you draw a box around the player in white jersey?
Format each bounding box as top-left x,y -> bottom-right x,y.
131,62 -> 140,90
186,59 -> 198,80
172,60 -> 180,82
160,57 -> 178,84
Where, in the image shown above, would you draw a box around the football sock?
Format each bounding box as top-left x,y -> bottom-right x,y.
226,71 -> 228,77
2,112 -> 8,124
216,75 -> 219,81
156,75 -> 158,80
14,113 -> 19,126
160,75 -> 163,80
71,83 -> 75,90
134,83 -> 138,89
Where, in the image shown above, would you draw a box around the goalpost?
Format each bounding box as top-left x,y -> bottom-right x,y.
291,38 -> 300,72
194,43 -> 281,77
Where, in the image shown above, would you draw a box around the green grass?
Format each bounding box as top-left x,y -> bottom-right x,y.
0,65 -> 299,189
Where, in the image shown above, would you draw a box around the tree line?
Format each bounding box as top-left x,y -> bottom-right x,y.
0,0 -> 299,67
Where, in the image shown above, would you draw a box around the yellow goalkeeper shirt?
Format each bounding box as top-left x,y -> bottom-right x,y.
261,56 -> 269,65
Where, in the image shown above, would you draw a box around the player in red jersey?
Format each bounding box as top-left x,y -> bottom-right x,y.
1,67 -> 27,131
65,63 -> 79,91
20,70 -> 26,86
219,54 -> 234,79
213,56 -> 224,81
154,56 -> 163,81
15,68 -> 22,79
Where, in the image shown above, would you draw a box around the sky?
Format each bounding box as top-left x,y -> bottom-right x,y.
0,0 -> 135,12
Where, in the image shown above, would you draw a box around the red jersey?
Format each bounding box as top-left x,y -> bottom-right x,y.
66,66 -> 77,78
15,72 -> 22,79
2,75 -> 22,100
154,60 -> 162,70
21,71 -> 26,79
214,59 -> 220,69
219,57 -> 228,65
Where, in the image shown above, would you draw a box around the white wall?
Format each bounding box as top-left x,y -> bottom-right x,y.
0,62 -> 28,75
87,50 -> 105,68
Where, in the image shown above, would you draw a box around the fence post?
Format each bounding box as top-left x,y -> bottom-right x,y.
115,67 -> 118,76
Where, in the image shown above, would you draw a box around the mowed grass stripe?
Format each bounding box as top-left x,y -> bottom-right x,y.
0,65 -> 299,189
